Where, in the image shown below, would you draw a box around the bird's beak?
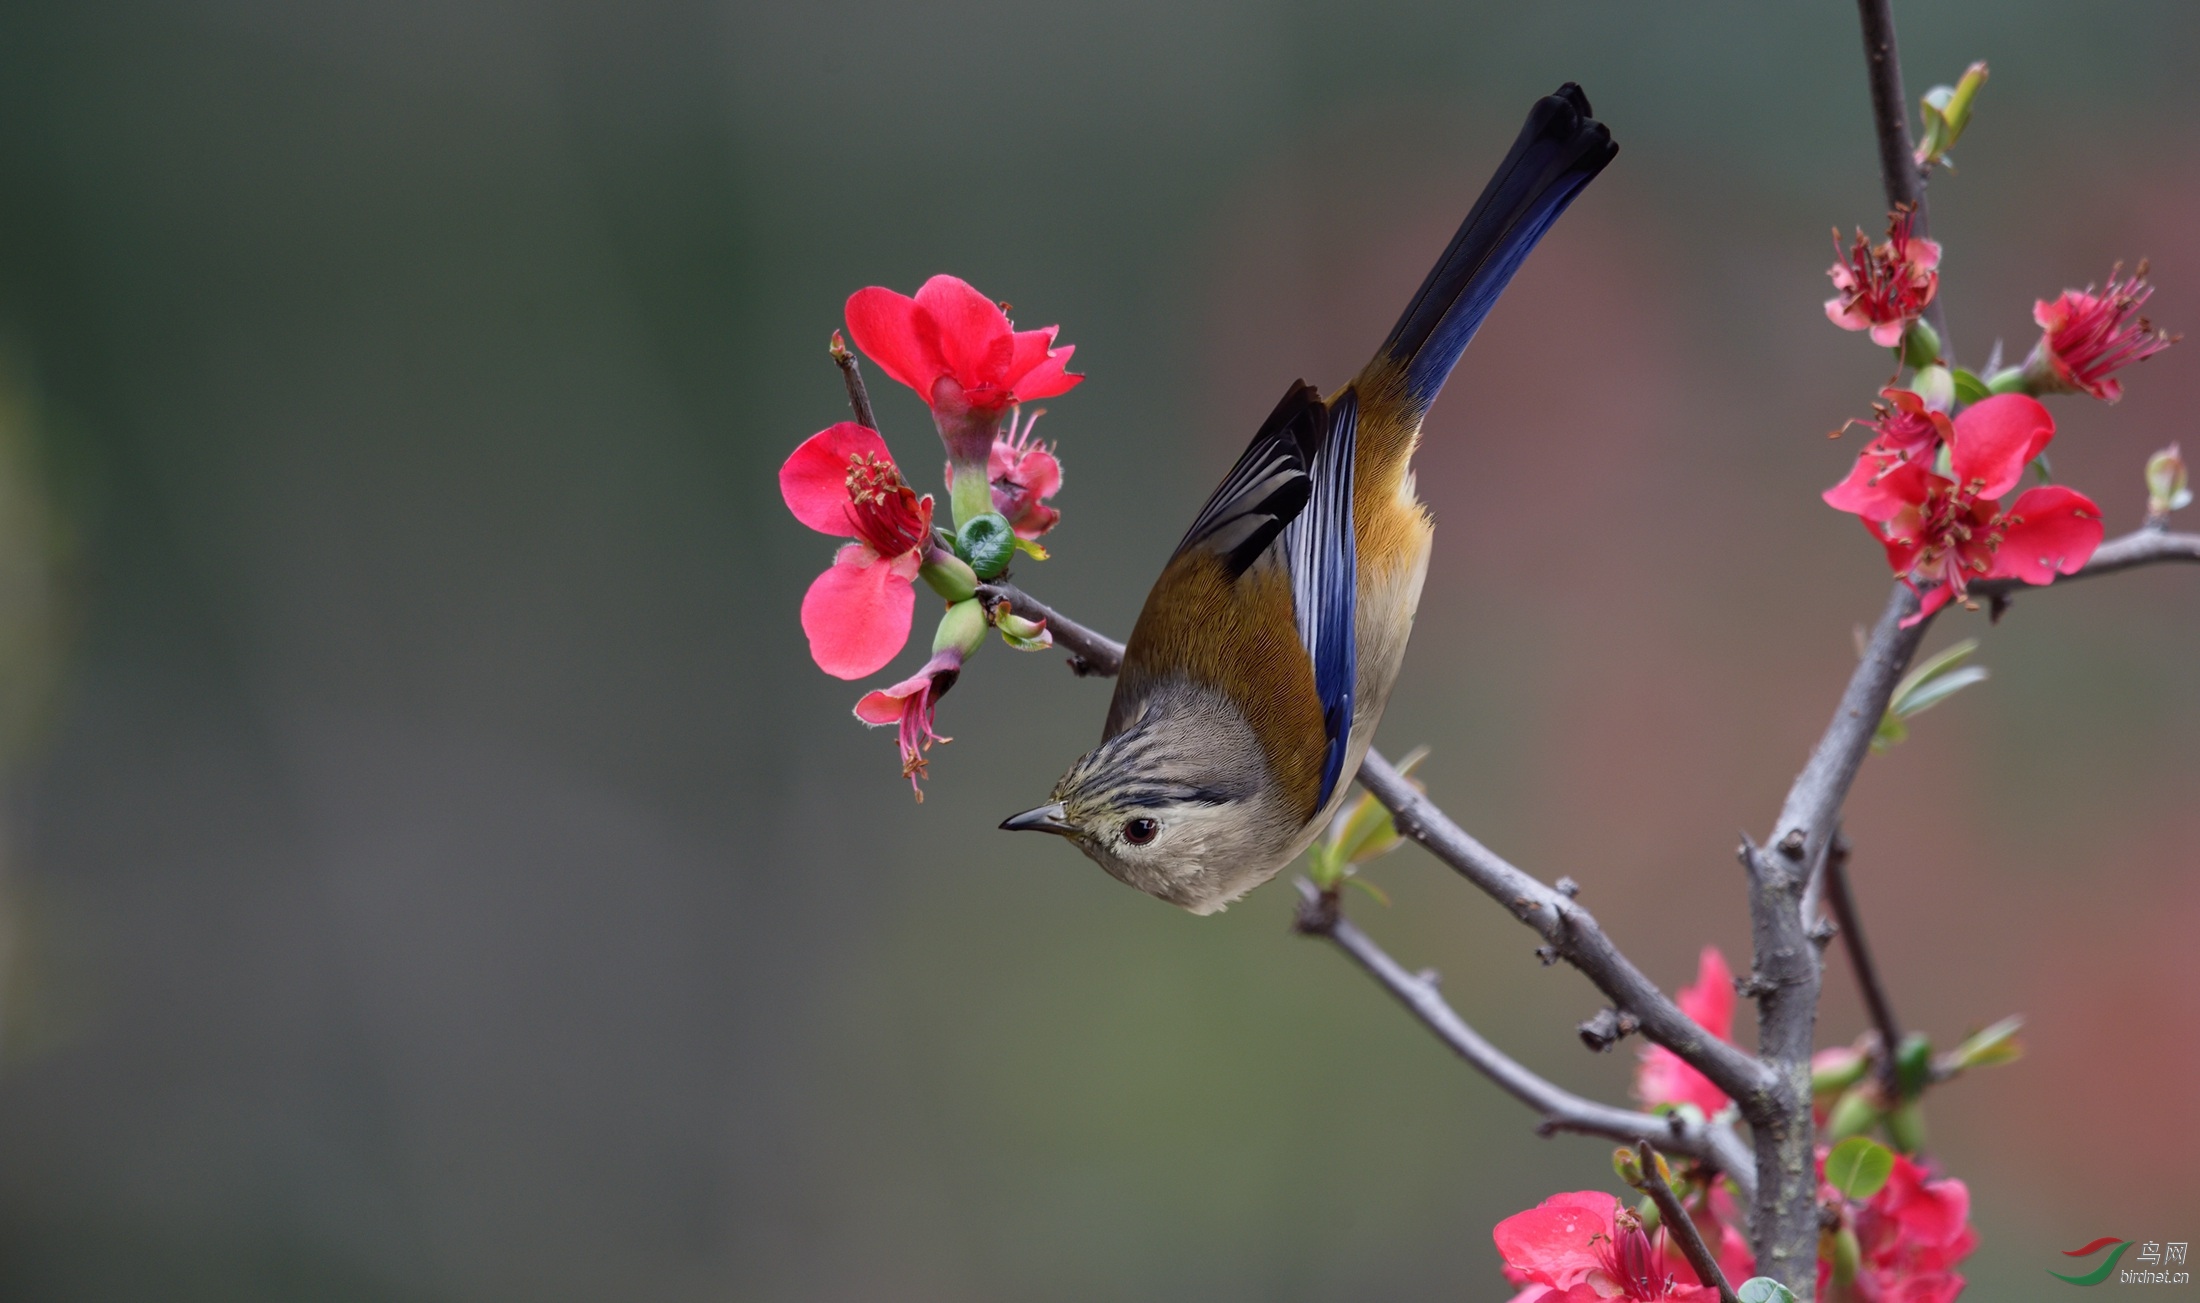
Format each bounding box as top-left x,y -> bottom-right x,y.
1000,801 -> 1078,837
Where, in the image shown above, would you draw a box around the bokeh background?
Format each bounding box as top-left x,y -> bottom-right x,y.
0,1 -> 2194,1299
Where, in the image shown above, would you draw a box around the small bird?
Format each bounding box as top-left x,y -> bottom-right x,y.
1002,85 -> 1616,912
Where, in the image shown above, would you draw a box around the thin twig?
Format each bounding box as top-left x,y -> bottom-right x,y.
829,331 -> 880,431
1292,880 -> 1758,1197
1820,831 -> 1903,1096
1633,1140 -> 1743,1303
1854,0 -> 1950,356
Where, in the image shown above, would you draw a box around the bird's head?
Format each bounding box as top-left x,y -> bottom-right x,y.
1001,679 -> 1305,913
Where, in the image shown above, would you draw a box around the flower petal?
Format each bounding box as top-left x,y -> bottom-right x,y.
1008,341 -> 1082,401
1677,946 -> 1735,1041
1950,394 -> 2054,499
1825,453 -> 1930,521
1989,485 -> 2102,584
1493,1192 -> 1619,1288
846,286 -> 945,395
914,274 -> 1015,391
854,663 -> 937,724
800,543 -> 917,679
781,423 -> 895,536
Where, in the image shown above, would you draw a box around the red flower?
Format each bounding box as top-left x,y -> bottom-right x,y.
854,648 -> 961,799
1636,946 -> 1737,1117
1824,394 -> 2101,624
845,274 -> 1082,465
1819,1151 -> 1977,1303
1826,210 -> 1942,348
1494,1192 -> 1721,1303
2024,263 -> 2178,402
987,409 -> 1065,539
781,422 -> 936,680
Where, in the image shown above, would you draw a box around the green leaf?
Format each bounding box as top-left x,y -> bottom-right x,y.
1951,1014 -> 2024,1070
1951,367 -> 1990,406
1894,664 -> 1989,718
1737,1278 -> 1799,1303
1344,875 -> 1391,907
1825,1135 -> 1896,1201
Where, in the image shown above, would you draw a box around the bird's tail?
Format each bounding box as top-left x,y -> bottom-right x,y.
1366,84 -> 1616,411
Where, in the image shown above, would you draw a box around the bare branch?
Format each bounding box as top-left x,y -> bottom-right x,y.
1632,1140 -> 1744,1303
829,332 -> 880,431
1355,751 -> 1782,1116
1293,880 -> 1757,1197
1820,831 -> 1904,1095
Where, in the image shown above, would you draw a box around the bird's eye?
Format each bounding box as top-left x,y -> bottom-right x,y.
1122,817 -> 1159,846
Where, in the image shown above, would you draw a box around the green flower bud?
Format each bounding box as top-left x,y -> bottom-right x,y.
920,549 -> 978,602
1831,1225 -> 1863,1287
933,597 -> 988,658
1900,318 -> 1943,369
1824,1086 -> 1882,1144
956,512 -> 1017,580
1886,1099 -> 1928,1154
1894,1033 -> 1933,1099
1910,364 -> 1955,412
1812,1045 -> 1871,1098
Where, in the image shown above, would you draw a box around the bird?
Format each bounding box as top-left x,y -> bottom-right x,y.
1001,84 -> 1616,913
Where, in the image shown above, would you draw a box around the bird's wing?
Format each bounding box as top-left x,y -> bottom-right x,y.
1172,381 -> 1322,576
1171,380 -> 1360,810
1282,389 -> 1357,809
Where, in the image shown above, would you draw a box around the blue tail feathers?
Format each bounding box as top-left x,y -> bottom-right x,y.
1378,83 -> 1616,408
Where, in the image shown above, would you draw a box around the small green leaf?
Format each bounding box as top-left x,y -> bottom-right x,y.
1951,367 -> 1991,406
1894,664 -> 1989,718
1343,875 -> 1390,907
1825,1135 -> 1896,1201
1950,1015 -> 2024,1070
1737,1278 -> 1799,1303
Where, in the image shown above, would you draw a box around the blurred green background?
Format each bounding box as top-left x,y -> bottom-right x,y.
0,1 -> 2194,1299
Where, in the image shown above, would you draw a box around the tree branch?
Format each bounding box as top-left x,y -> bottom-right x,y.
1632,1140 -> 1743,1303
1354,751 -> 1782,1115
829,332 -> 880,431
1820,830 -> 1904,1096
1292,879 -> 1758,1195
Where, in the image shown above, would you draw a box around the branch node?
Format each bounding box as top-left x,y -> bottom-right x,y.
1291,888 -> 1340,937
1555,876 -> 1581,898
1577,1007 -> 1640,1052
1534,945 -> 1560,967
1777,828 -> 1808,860
1415,967 -> 1442,988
